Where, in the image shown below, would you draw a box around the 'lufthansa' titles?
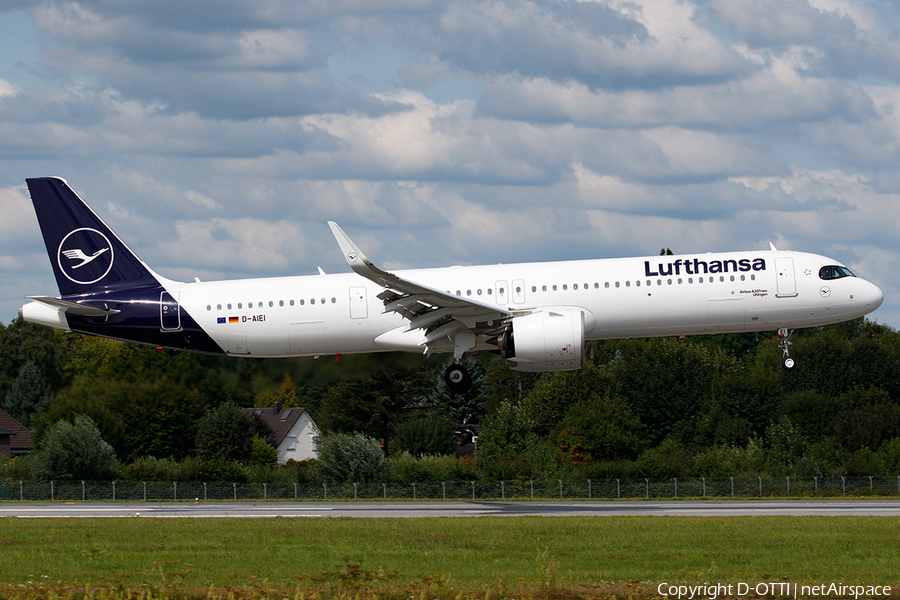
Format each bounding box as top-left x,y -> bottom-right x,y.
644,257 -> 766,277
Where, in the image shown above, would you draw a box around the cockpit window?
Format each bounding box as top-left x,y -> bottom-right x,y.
819,265 -> 855,280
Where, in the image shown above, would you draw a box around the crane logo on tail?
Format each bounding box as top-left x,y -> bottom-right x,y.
57,228 -> 114,285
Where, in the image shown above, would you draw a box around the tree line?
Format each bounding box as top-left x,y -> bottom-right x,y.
2,316 -> 900,483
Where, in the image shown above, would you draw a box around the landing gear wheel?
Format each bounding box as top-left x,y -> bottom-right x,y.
445,363 -> 472,394
782,356 -> 796,371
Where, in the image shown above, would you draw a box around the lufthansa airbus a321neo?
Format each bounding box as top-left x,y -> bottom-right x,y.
19,177 -> 884,393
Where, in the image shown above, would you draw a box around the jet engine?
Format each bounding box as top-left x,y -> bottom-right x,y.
497,308 -> 587,372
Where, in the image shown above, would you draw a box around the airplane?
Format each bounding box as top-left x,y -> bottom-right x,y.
19,177 -> 884,393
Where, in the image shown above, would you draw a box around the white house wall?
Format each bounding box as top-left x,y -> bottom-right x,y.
276,411 -> 318,464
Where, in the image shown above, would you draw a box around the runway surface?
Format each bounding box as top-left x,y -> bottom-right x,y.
2,499 -> 900,518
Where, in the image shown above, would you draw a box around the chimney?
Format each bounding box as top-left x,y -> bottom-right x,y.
274,402 -> 281,415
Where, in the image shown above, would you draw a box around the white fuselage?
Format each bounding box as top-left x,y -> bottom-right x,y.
167,250 -> 883,358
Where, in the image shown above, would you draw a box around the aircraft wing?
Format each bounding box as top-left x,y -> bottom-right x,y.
328,222 -> 512,353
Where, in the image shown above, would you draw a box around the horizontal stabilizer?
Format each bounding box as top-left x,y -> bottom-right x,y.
27,296 -> 121,317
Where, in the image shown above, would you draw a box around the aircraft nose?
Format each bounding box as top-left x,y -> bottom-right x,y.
862,279 -> 884,312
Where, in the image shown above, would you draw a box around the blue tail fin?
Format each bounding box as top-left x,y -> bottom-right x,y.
26,177 -> 160,296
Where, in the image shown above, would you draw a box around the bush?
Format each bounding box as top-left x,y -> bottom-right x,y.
316,433 -> 386,483
388,452 -> 474,483
0,454 -> 33,480
249,435 -> 279,469
33,415 -> 117,481
121,456 -> 180,481
282,459 -> 320,484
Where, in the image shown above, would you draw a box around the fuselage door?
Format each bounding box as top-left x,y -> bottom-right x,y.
496,280 -> 509,305
349,286 -> 368,319
160,291 -> 181,331
775,257 -> 798,298
512,279 -> 525,304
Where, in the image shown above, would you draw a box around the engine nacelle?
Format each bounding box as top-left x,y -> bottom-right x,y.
498,308 -> 586,372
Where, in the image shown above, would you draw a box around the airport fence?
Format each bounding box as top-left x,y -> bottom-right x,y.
1,476 -> 900,501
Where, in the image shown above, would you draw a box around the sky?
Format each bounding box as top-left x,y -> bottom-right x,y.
1,0 -> 899,329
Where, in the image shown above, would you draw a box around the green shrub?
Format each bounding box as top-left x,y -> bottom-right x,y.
316,433 -> 386,483
32,415 -> 117,481
249,435 -> 278,469
120,456 -> 180,481
388,452 -> 472,482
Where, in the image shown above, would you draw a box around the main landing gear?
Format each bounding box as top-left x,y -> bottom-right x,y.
778,328 -> 796,371
444,362 -> 472,394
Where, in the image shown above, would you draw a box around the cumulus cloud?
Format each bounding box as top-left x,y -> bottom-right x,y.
2,0 -> 900,327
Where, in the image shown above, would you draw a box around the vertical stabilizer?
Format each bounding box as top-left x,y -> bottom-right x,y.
26,177 -> 160,296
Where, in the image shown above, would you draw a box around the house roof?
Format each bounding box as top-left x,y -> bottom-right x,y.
243,406 -> 311,447
0,409 -> 33,451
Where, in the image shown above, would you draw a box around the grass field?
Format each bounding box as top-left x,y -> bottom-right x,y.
1,515 -> 899,598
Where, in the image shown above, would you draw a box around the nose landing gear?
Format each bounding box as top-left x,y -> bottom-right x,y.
778,328 -> 795,371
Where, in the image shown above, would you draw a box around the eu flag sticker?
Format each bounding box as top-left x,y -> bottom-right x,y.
217,317 -> 226,324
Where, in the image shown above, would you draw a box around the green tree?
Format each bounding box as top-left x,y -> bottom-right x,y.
612,338 -> 733,444
477,401 -> 556,479
553,393 -> 645,462
33,415 -> 117,480
316,432 -> 387,483
2,361 -> 49,425
316,370 -> 429,442
522,364 -> 616,436
391,411 -> 457,456
424,363 -> 489,427
195,402 -> 256,462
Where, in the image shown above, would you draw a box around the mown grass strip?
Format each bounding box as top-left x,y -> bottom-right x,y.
1,516 -> 898,595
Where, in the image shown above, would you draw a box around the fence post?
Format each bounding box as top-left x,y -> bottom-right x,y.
814,476 -> 818,494
759,477 -> 762,497
870,476 -> 873,492
645,478 -> 649,499
559,479 -> 563,499
19,480 -> 23,501
264,483 -> 267,501
233,482 -> 237,501
730,477 -> 734,497
412,483 -> 417,500
530,480 -> 534,499
471,480 -> 475,500
616,479 -> 620,500
353,482 -> 358,500
786,476 -> 790,496
842,476 -> 846,495
112,481 -> 116,501
82,481 -> 85,501
442,481 -> 446,500
203,482 -> 207,501
587,479 -> 591,500
323,483 -> 327,500
294,482 -> 298,500
51,481 -> 54,501
383,482 -> 387,499
702,477 -> 706,497
173,481 -> 176,501
143,481 -> 147,501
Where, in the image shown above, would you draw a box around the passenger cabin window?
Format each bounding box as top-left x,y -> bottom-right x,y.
820,265 -> 855,280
